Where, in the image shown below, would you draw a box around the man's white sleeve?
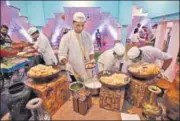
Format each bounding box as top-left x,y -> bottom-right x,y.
152,47 -> 172,60
103,59 -> 114,71
38,37 -> 48,53
58,35 -> 69,62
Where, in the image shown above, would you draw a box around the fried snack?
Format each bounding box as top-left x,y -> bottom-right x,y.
24,53 -> 34,57
100,73 -> 128,86
129,66 -> 141,73
86,63 -> 96,69
28,64 -> 59,78
17,52 -> 26,56
141,63 -> 160,75
128,63 -> 160,75
17,52 -> 34,58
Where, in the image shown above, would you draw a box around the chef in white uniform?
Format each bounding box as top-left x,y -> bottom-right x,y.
97,43 -> 125,72
58,12 -> 95,81
27,27 -> 58,65
127,46 -> 172,75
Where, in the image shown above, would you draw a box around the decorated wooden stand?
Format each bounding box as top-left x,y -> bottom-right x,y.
99,86 -> 125,111
125,77 -> 155,108
25,73 -> 70,115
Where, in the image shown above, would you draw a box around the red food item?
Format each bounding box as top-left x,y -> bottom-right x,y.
11,41 -> 29,50
1,48 -> 18,57
8,49 -> 18,56
1,49 -> 9,57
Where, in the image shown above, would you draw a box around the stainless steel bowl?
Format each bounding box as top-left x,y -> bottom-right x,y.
69,82 -> 84,95
84,77 -> 102,96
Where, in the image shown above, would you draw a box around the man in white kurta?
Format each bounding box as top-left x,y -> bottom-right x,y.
27,27 -> 58,65
58,12 -> 95,81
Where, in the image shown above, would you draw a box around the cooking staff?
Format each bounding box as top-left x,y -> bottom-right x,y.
97,43 -> 125,72
58,12 -> 95,81
150,24 -> 158,46
134,23 -> 141,33
0,25 -> 12,45
132,29 -> 145,43
27,27 -> 58,65
139,26 -> 148,40
127,46 -> 172,76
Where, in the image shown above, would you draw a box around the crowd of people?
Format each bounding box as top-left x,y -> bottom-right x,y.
0,12 -> 173,82
131,23 -> 158,46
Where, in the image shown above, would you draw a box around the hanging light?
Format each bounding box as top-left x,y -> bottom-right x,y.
66,1 -> 94,7
6,1 -> 10,6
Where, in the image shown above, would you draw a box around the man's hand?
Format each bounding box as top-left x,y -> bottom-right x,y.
61,58 -> 68,65
161,58 -> 172,71
159,69 -> 165,78
85,59 -> 96,69
65,63 -> 74,74
89,54 -> 95,61
90,59 -> 96,64
33,44 -> 39,50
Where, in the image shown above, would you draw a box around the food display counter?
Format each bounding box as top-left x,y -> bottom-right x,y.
1,41 -> 39,73
0,41 -> 40,89
1,62 -> 179,121
0,57 -> 31,88
1,57 -> 30,73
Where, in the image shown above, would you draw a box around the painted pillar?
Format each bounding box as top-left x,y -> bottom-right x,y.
154,18 -> 167,50
118,1 -> 133,45
121,25 -> 128,45
165,21 -> 179,81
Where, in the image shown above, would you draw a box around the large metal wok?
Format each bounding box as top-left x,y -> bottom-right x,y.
28,65 -> 64,83
97,70 -> 131,89
127,63 -> 160,80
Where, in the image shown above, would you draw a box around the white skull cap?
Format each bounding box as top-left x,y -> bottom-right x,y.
113,43 -> 125,56
27,27 -> 38,35
73,12 -> 86,22
127,46 -> 141,59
